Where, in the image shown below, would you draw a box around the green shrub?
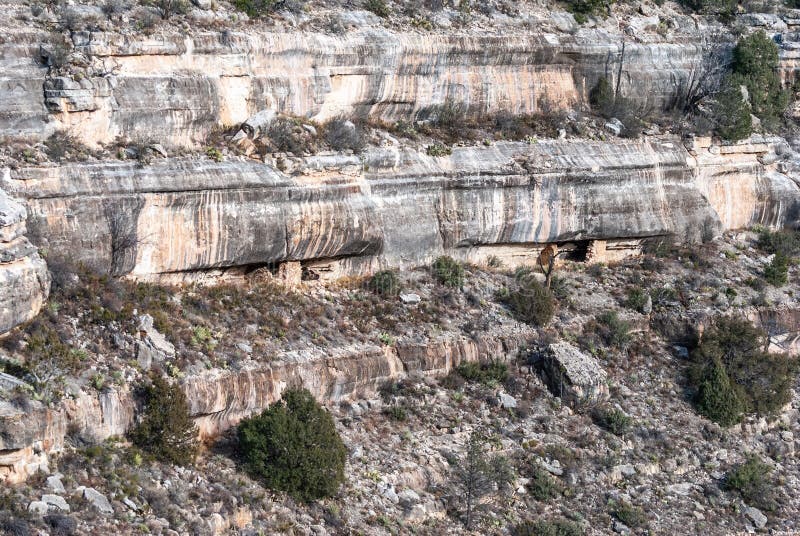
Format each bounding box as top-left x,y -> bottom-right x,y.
596,311 -> 630,348
680,0 -> 736,18
688,316 -> 799,426
592,406 -> 632,436
205,147 -> 223,162
266,116 -> 317,154
456,360 -> 508,385
513,519 -> 584,536
764,252 -> 789,287
233,0 -> 279,16
625,288 -> 649,313
589,76 -> 614,114
610,500 -> 648,528
502,273 -> 556,327
44,131 -> 88,162
713,78 -> 753,142
153,0 -> 188,18
758,228 -> 800,257
426,142 -> 452,157
383,404 -> 408,421
526,463 -> 561,501
369,270 -> 401,297
568,0 -> 609,23
365,0 -> 390,17
694,358 -> 745,427
724,456 -> 777,511
128,374 -> 199,466
732,31 -> 788,129
432,256 -> 464,287
237,388 -> 346,501
323,118 -> 365,152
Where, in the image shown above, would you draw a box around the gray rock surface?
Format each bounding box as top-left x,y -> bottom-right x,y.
534,341 -> 609,407
744,506 -> 767,529
27,501 -> 48,515
0,185 -> 50,335
83,487 -> 113,514
41,494 -> 70,512
135,313 -> 177,368
46,474 -> 65,493
0,25 -> 717,145
5,137 -> 797,281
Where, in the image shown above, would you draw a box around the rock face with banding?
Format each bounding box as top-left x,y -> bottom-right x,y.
0,181 -> 50,335
4,137 -> 798,281
0,328 -> 529,482
0,26 -> 711,147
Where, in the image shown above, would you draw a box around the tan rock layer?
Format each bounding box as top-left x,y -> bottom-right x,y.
0,329 -> 531,482
4,137 -> 798,280
0,180 -> 50,335
0,28 -> 709,146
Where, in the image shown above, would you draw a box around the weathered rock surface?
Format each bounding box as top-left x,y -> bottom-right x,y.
0,183 -> 49,334
0,26 -> 714,146
4,137 -> 798,281
533,341 -> 609,407
0,327 -> 530,481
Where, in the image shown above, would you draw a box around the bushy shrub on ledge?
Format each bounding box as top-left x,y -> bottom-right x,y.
432,256 -> 465,288
688,316 -> 799,427
128,373 -> 199,466
237,388 -> 346,501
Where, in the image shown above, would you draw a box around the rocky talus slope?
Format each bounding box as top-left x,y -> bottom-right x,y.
0,0 -> 799,533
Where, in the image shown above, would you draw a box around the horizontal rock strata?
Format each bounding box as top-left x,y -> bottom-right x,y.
0,328 -> 530,483
3,137 -> 798,281
0,182 -> 50,334
0,26 -> 714,146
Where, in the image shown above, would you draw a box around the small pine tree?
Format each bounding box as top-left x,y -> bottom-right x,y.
713,78 -> 753,142
369,270 -> 401,297
764,251 -> 789,287
237,388 -> 346,502
432,256 -> 465,288
128,374 -> 199,465
694,357 -> 745,427
731,31 -> 788,129
455,431 -> 513,529
589,76 -> 615,116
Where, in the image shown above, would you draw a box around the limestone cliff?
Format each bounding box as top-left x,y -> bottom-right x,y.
1,25 -> 718,147
3,136 -> 798,282
0,183 -> 49,335
0,327 -> 529,482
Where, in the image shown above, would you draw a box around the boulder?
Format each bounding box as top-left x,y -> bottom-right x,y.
532,342 -> 609,407
400,293 -> 421,304
136,314 -> 176,369
41,494 -> 70,512
605,118 -> 624,136
83,487 -> 113,514
498,393 -> 517,409
28,501 -> 48,515
240,109 -> 277,138
743,506 -> 767,529
46,474 -> 66,493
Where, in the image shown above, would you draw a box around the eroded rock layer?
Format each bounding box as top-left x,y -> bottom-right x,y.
0,328 -> 529,483
0,27 -> 714,146
0,183 -> 50,335
3,137 -> 798,281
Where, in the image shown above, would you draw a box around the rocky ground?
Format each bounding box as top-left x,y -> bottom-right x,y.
1,231 -> 799,535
